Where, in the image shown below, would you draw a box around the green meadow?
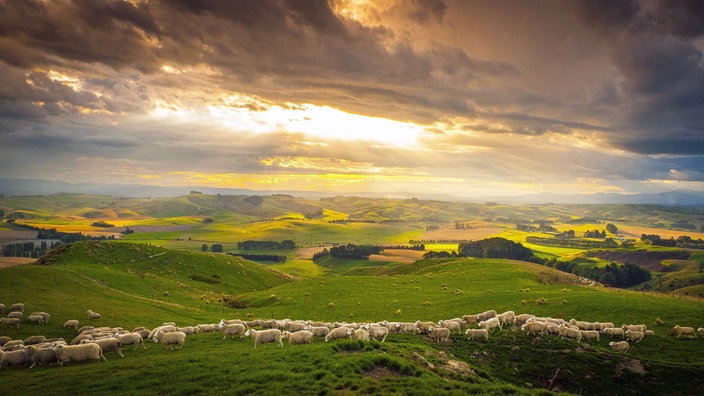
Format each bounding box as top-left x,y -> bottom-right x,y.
2,194 -> 704,394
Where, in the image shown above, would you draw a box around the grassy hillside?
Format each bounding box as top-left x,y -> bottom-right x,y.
1,243 -> 704,395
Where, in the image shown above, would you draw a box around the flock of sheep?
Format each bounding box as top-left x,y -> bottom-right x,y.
2,302 -> 703,370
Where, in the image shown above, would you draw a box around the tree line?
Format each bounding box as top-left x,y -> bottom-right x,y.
237,240 -> 296,250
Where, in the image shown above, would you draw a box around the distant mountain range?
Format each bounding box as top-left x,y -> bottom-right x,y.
1,178 -> 704,205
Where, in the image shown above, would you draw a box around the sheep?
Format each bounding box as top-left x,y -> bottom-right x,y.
86,310 -> 101,320
282,330 -> 314,345
0,336 -> 10,346
154,331 -> 187,350
8,311 -> 23,320
1,317 -> 20,329
644,330 -> 655,336
604,327 -> 625,339
581,330 -> 600,342
26,345 -> 58,368
63,320 -> 79,329
609,341 -> 630,353
497,311 -> 516,325
478,317 -> 502,332
477,310 -> 497,322
367,325 -> 389,342
81,338 -> 124,358
114,332 -> 145,349
414,321 -> 435,334
24,335 -> 47,345
622,324 -> 647,332
514,314 -> 535,325
245,329 -> 283,348
306,326 -> 330,338
196,324 -> 217,333
70,334 -> 95,345
27,315 -> 45,325
51,343 -> 107,365
324,327 -> 352,342
398,322 -> 417,334
428,326 -> 451,343
177,326 -> 197,335
462,314 -> 479,326
570,319 -> 589,330
30,312 -> 50,324
3,340 -> 25,350
438,320 -> 462,334
149,325 -> 177,340
10,303 -> 24,312
0,348 -> 29,368
625,330 -> 645,343
673,325 -> 697,339
286,321 -> 307,332
521,321 -> 546,336
351,328 -> 370,341
465,328 -> 489,341
222,324 -> 247,339
698,327 -> 704,337
559,325 -> 582,342
77,325 -> 95,334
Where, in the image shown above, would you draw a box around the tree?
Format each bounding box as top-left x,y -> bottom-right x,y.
211,244 -> 223,253
606,223 -> 618,234
201,244 -> 208,252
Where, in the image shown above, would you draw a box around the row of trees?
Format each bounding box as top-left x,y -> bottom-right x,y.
458,237 -> 534,261
542,258 -> 651,288
316,244 -> 382,260
237,240 -> 296,250
2,240 -> 61,258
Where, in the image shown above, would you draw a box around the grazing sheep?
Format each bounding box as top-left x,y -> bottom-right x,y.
196,324 -> 217,333
63,320 -> 79,329
154,331 -> 187,350
70,334 -> 95,345
26,345 -> 58,368
324,327 -> 352,342
625,330 -> 645,343
398,322 -> 417,334
428,327 -> 451,343
438,320 -> 462,334
559,325 -> 582,343
609,341 -> 630,353
149,325 -> 177,340
27,315 -> 45,325
282,330 -> 314,345
351,328 -> 370,341
514,314 -> 535,325
245,329 -> 283,348
3,340 -> 24,350
1,317 -> 20,329
52,343 -> 107,365
570,319 -> 589,330
114,333 -> 145,349
0,348 -> 29,368
86,310 -> 101,320
477,310 -> 497,322
698,327 -> 704,337
604,327 -> 625,339
581,330 -> 600,342
30,312 -> 50,324
462,314 -> 479,326
306,326 -> 331,338
622,324 -> 646,332
24,335 -> 46,345
465,328 -> 489,341
177,326 -> 197,335
367,325 -> 389,342
673,325 -> 696,339
497,311 -> 516,325
10,303 -> 24,312
77,325 -> 95,334
286,322 -> 307,332
8,311 -> 23,320
644,330 -> 655,336
414,321 -> 435,335
222,324 -> 247,339
521,321 -> 546,336
478,317 -> 502,332
81,338 -> 124,358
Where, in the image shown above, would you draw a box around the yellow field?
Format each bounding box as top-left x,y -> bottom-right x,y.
617,224 -> 704,240
0,256 -> 35,268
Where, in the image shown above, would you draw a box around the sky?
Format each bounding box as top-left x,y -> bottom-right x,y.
1,0 -> 703,198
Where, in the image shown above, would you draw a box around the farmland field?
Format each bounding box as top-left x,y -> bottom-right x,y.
1,194 -> 704,395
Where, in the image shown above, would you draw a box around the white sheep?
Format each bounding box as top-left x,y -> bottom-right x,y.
282,330 -> 314,345
27,315 -> 45,325
414,321 -> 435,335
30,312 -> 50,324
1,317 -> 20,329
177,326 -> 197,335
0,336 -> 10,346
324,327 -> 352,342
604,327 -> 625,339
398,322 -> 417,334
438,320 -> 462,334
245,329 -> 283,348
77,325 -> 95,334
497,311 -> 515,325
3,339 -> 25,350
581,330 -> 600,342
132,327 -> 151,340
462,314 -> 479,326
63,320 -> 80,329
609,341 -> 630,353
148,325 -> 177,340
154,331 -> 187,350
86,310 -> 101,320
366,325 -> 389,342
52,343 -> 107,365
622,324 -> 646,332
24,335 -> 46,345
698,327 -> 704,337
521,321 -> 546,336
26,345 -> 58,368
625,330 -> 645,343
477,310 -> 497,322
673,325 -> 696,339
286,321 -> 307,332
465,328 -> 489,341
7,311 -> 23,320
559,325 -> 582,342
10,303 -> 24,312
514,314 -> 535,325
478,317 -> 502,332
306,326 -> 331,338
351,328 -> 370,341
222,324 -> 247,339
196,324 -> 217,333
114,332 -> 145,349
0,348 -> 29,368
428,326 -> 451,343
81,338 -> 124,358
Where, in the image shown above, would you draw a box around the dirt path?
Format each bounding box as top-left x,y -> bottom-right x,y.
0,257 -> 36,268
